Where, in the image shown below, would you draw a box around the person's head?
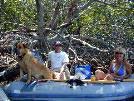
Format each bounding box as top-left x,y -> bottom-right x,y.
53,41 -> 63,53
114,47 -> 126,62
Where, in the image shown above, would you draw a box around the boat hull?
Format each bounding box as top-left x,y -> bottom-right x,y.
4,81 -> 134,101
0,87 -> 10,101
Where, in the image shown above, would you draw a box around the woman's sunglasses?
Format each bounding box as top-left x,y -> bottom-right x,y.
115,52 -> 123,54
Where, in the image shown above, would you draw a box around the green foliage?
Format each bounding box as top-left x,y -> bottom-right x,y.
79,1 -> 134,38
1,0 -> 134,39
1,0 -> 36,31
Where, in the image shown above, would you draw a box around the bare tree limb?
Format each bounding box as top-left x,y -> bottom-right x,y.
58,0 -> 96,29
71,37 -> 109,52
48,1 -> 60,29
66,0 -> 78,23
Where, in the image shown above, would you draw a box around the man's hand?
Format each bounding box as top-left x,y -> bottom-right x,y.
46,61 -> 51,69
59,72 -> 64,80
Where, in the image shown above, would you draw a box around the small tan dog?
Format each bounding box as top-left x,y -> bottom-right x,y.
16,42 -> 55,83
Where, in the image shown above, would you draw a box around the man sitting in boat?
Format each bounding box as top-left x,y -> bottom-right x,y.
95,47 -> 132,80
47,41 -> 70,80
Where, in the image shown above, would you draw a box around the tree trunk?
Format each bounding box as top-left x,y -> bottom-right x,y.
35,0 -> 49,53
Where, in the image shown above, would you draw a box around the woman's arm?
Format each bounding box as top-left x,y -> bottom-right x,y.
123,59 -> 132,79
108,60 -> 115,74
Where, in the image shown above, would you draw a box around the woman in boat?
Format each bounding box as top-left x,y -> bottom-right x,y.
95,47 -> 132,80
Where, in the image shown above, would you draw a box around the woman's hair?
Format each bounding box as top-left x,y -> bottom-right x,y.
114,47 -> 128,59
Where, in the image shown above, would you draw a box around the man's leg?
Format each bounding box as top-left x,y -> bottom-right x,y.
64,67 -> 70,79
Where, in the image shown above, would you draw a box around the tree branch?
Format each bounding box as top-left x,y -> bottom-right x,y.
71,37 -> 109,52
48,1 -> 60,29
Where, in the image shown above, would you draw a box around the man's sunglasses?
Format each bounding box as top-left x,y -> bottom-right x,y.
55,45 -> 62,47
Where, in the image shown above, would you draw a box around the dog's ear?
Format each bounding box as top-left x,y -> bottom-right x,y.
16,43 -> 21,49
22,43 -> 28,48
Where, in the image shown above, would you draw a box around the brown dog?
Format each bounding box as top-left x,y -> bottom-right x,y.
16,42 -> 55,83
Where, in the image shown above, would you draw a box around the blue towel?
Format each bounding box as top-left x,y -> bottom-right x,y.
31,50 -> 44,64
75,64 -> 91,79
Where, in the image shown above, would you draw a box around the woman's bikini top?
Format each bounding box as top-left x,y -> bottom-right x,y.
111,63 -> 126,76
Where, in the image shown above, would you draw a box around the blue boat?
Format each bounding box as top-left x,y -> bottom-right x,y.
0,87 -> 10,101
4,79 -> 134,101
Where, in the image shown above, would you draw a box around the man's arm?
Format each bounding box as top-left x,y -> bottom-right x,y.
59,62 -> 68,73
60,52 -> 69,73
123,59 -> 132,79
46,52 -> 52,69
47,61 -> 51,69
